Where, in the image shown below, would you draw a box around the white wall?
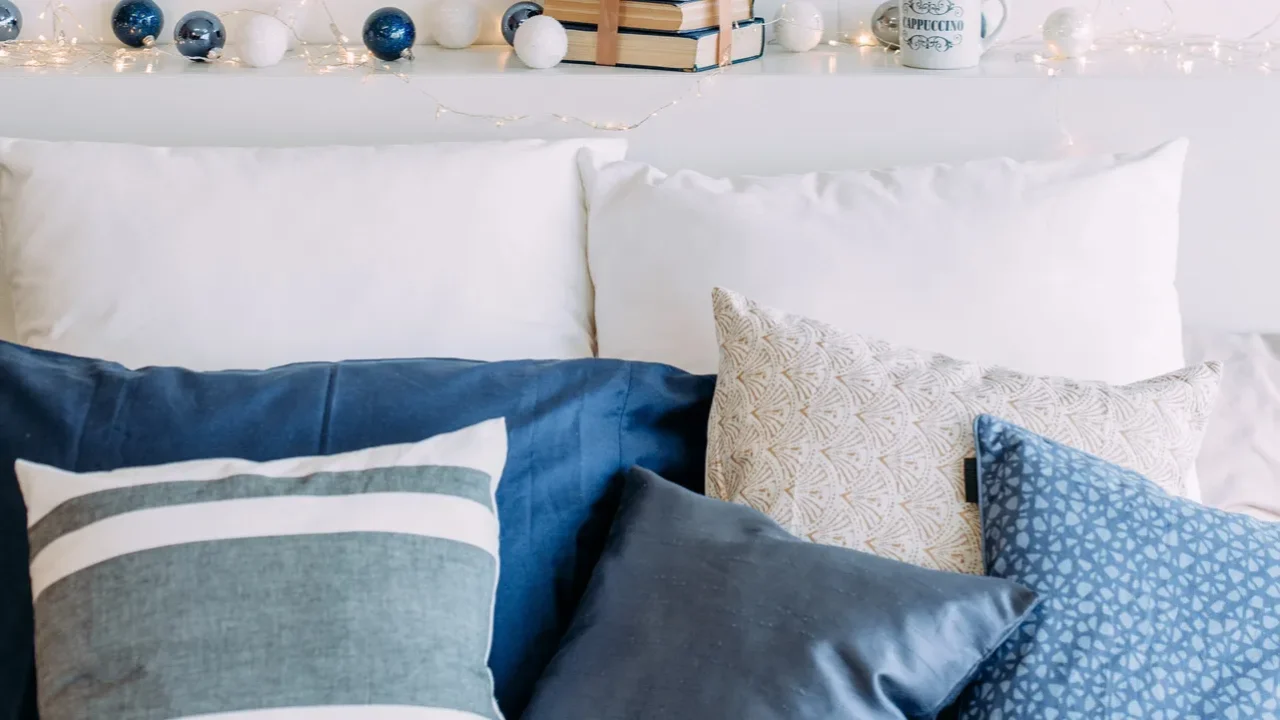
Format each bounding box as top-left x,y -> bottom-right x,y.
16,0 -> 1277,49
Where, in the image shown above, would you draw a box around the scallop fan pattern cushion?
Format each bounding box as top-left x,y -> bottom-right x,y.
706,288 -> 1223,575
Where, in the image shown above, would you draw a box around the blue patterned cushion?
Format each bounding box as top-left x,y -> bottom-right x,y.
956,415 -> 1280,719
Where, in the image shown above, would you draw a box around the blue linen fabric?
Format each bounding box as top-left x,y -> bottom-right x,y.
0,341 -> 715,720
956,415 -> 1280,719
523,467 -> 1040,720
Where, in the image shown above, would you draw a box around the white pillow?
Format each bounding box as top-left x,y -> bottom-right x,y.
0,138 -> 624,370
585,141 -> 1189,384
1185,328 -> 1280,521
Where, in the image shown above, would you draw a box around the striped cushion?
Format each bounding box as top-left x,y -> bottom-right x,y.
18,419 -> 508,720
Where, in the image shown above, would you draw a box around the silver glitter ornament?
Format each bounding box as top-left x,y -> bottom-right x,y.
1042,7 -> 1094,59
0,0 -> 21,42
871,0 -> 898,49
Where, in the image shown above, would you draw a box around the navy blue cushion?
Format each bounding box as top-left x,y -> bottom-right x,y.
0,341 -> 714,720
524,467 -> 1040,720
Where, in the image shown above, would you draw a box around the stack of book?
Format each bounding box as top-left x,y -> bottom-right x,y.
544,0 -> 763,71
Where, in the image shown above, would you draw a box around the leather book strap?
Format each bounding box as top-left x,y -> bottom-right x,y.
596,0 -> 620,66
717,0 -> 733,66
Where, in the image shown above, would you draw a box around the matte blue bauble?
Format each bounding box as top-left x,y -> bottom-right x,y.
0,0 -> 21,42
174,10 -> 226,61
363,7 -> 416,62
111,0 -> 164,48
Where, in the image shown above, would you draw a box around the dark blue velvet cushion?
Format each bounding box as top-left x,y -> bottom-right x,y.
0,341 -> 714,720
523,467 -> 1040,720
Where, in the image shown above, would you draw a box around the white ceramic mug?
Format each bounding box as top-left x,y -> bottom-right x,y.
898,0 -> 1008,70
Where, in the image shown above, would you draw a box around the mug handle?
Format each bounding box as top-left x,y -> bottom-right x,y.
981,0 -> 1008,52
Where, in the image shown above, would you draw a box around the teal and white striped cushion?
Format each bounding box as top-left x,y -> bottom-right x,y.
19,418 -> 508,720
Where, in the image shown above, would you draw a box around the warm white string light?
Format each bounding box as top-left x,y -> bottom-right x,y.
0,0 -> 736,132
3,0 -> 1280,133
1014,0 -> 1280,74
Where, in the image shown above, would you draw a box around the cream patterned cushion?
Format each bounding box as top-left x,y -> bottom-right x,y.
707,288 -> 1223,574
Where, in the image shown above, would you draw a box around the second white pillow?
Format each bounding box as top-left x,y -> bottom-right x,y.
585,141 -> 1189,383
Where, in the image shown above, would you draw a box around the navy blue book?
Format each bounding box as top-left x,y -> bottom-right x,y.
562,17 -> 765,72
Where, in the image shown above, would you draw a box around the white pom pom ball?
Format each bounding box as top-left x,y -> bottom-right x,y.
514,15 -> 567,69
235,14 -> 290,68
1043,7 -> 1094,58
775,0 -> 823,53
430,0 -> 480,49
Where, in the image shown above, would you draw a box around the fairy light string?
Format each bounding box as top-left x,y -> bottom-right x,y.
2,0 -> 1280,131
1019,0 -> 1280,73
0,0 -> 733,131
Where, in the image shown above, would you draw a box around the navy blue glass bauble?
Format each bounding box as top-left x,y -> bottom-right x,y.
0,0 -> 21,43
363,7 -> 416,62
501,1 -> 541,46
174,10 -> 226,61
111,0 -> 164,48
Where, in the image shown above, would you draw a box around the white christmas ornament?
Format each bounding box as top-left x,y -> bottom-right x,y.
430,0 -> 481,49
775,0 -> 823,53
514,15 -> 567,69
235,14 -> 290,68
1042,7 -> 1094,58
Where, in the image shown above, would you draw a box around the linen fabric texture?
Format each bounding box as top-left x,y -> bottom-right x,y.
584,141 -> 1188,383
0,341 -> 715,720
956,416 -> 1280,719
707,289 -> 1222,575
0,137 -> 624,370
523,467 -> 1039,720
20,420 -> 508,720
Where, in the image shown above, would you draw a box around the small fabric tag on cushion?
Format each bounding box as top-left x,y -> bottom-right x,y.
964,458 -> 978,504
